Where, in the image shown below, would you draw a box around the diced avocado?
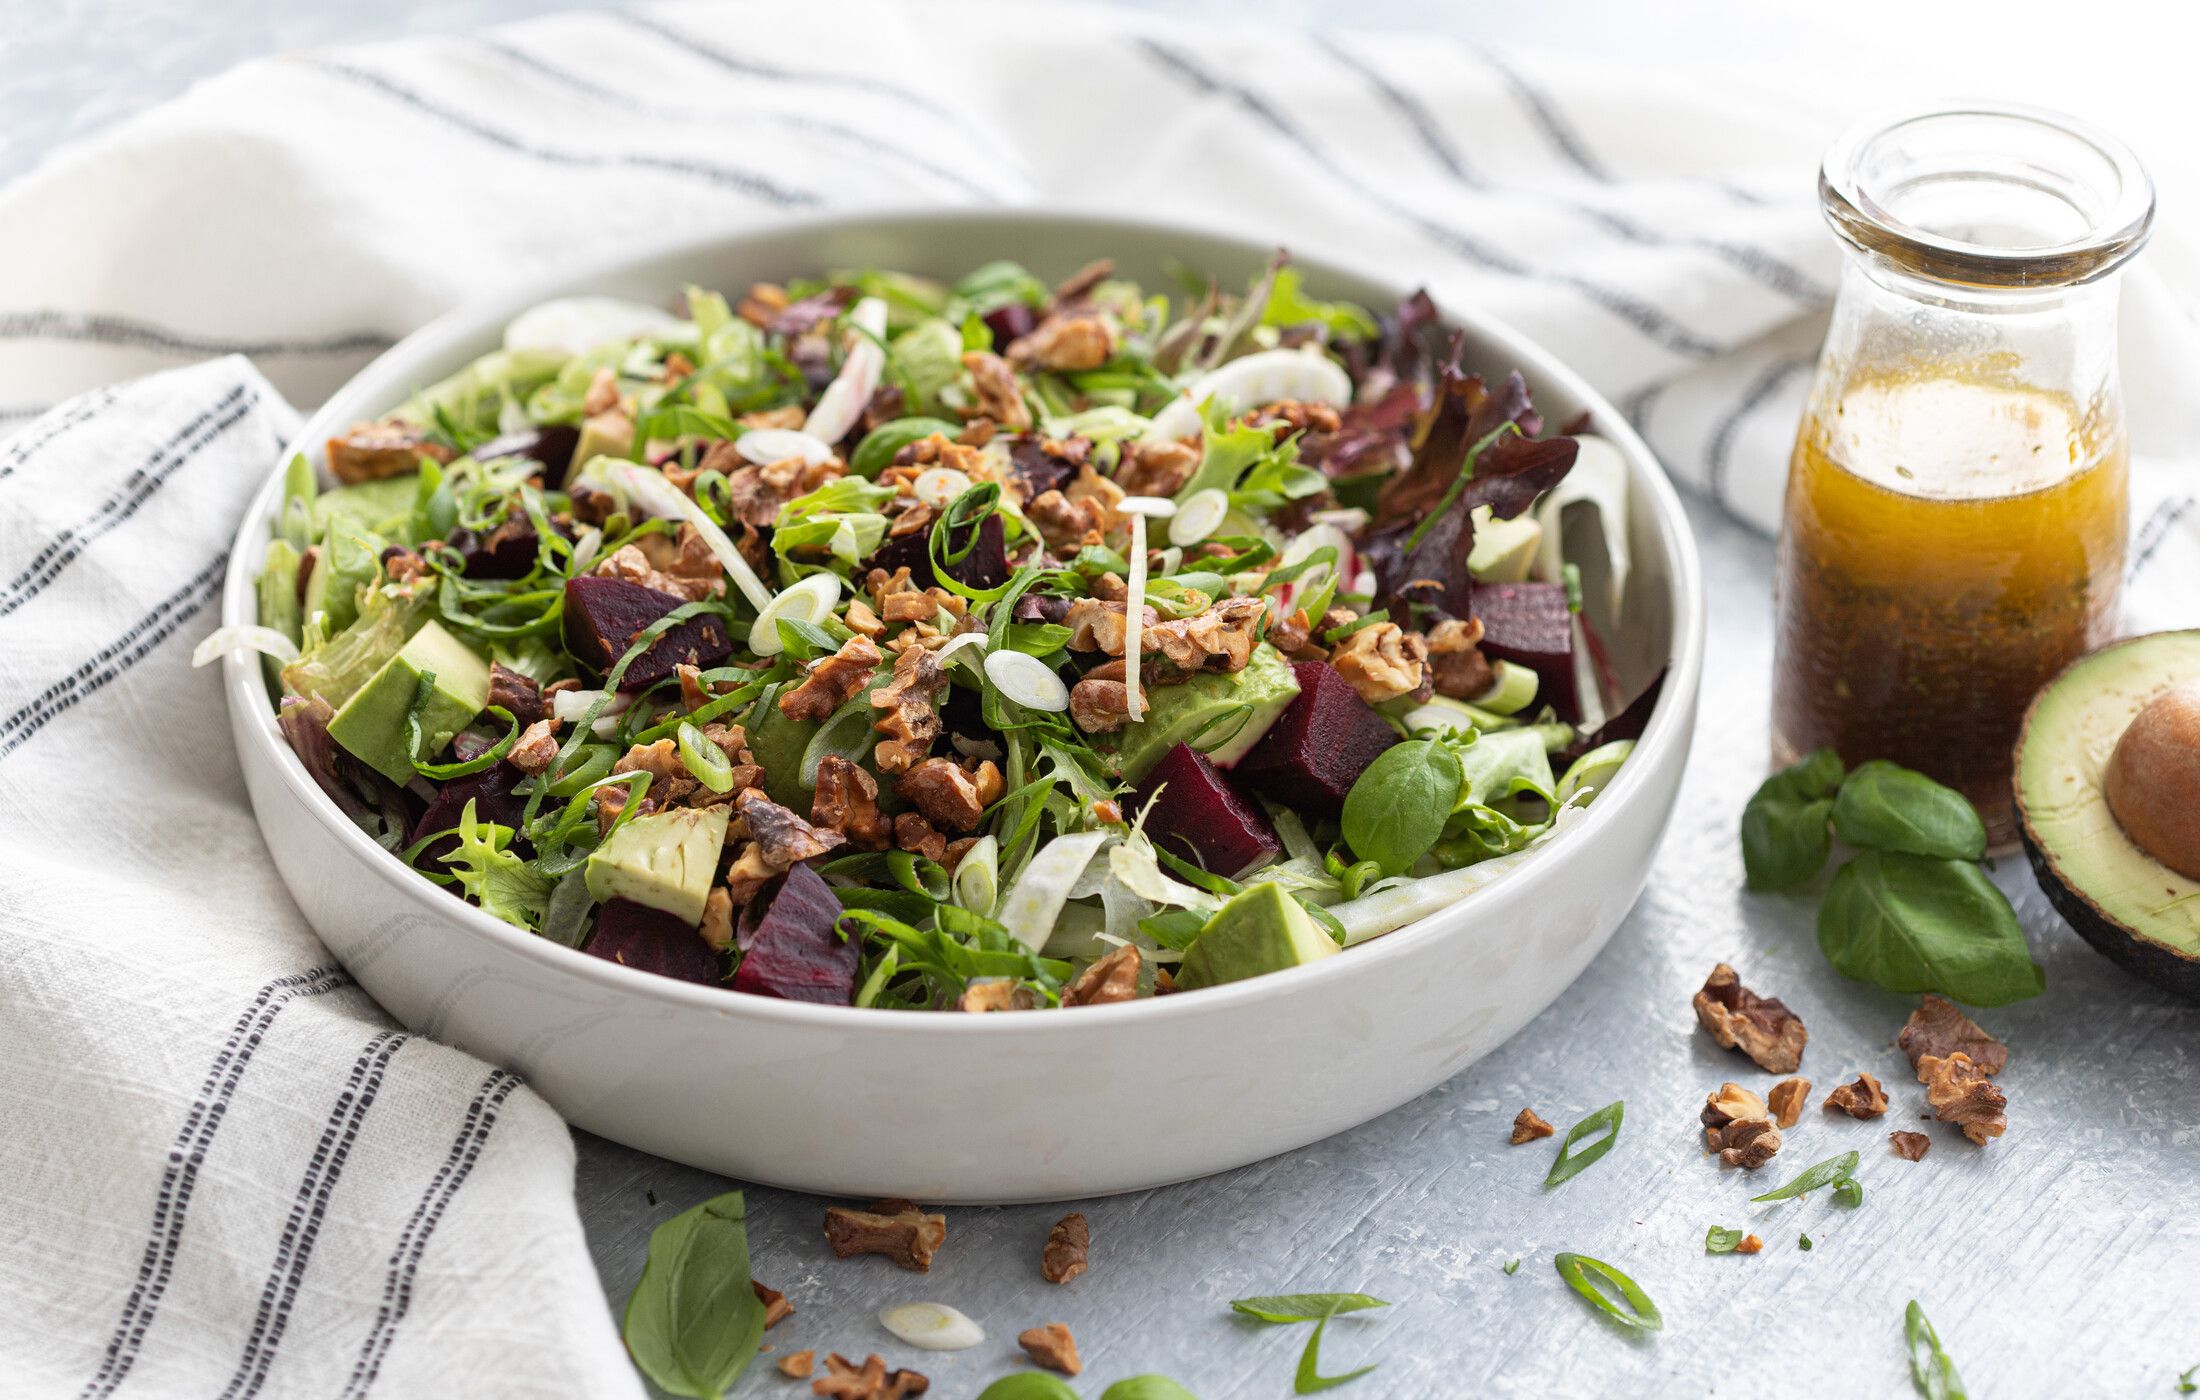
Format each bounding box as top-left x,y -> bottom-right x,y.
571,415 -> 635,476
1467,504 -> 1543,583
313,476 -> 417,542
1105,643 -> 1299,783
327,620 -> 492,782
1174,881 -> 1339,991
302,527 -> 383,636
584,807 -> 731,926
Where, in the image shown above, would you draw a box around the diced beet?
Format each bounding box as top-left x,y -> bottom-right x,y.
473,423 -> 579,478
1133,743 -> 1281,878
1556,668 -> 1665,767
1232,661 -> 1401,817
406,734 -> 530,868
984,303 -> 1036,350
585,898 -> 723,987
731,863 -> 858,1005
1474,582 -> 1579,722
1005,436 -> 1076,501
563,574 -> 732,692
863,511 -> 1008,593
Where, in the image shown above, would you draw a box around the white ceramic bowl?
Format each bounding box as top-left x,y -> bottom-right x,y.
220,211 -> 1703,1203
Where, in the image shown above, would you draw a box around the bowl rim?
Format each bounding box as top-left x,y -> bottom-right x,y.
221,205 -> 1706,1035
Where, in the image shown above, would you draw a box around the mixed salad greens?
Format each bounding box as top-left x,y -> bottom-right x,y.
204,252 -> 1654,1011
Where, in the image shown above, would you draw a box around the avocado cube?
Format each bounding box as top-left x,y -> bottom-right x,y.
1466,504 -> 1543,584
1108,643 -> 1301,783
585,807 -> 731,927
1174,881 -> 1340,991
327,620 -> 492,782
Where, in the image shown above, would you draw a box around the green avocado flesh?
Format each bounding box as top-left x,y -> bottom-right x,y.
2015,629 -> 2200,995
1105,643 -> 1300,783
1174,881 -> 1339,991
327,620 -> 491,783
313,476 -> 416,541
585,806 -> 730,926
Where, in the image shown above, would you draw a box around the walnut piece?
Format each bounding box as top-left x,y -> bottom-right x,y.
1889,1130 -> 1932,1162
1144,596 -> 1267,675
1702,1083 -> 1780,1168
1767,1077 -> 1812,1128
1010,312 -> 1117,372
1115,438 -> 1200,497
1920,1052 -> 2007,1145
780,1350 -> 816,1379
1823,1071 -> 1888,1120
822,1199 -> 947,1272
894,812 -> 948,863
1426,617 -> 1493,700
1716,1118 -> 1783,1170
1042,1212 -> 1090,1284
508,719 -> 560,776
325,419 -> 454,484
1701,1082 -> 1769,1131
780,635 -> 883,722
1018,1323 -> 1083,1376
961,350 -> 1032,431
812,755 -> 892,850
698,887 -> 734,952
1067,675 -> 1132,735
1062,945 -> 1141,1006
1511,1108 -> 1556,1144
736,787 -> 845,868
486,662 -> 544,726
752,1278 -> 793,1329
1898,995 -> 2008,1078
958,978 -> 1038,1012
1328,621 -> 1430,705
871,646 -> 946,773
1692,963 -> 1807,1074
895,757 -> 994,833
613,738 -> 698,806
810,1352 -> 929,1400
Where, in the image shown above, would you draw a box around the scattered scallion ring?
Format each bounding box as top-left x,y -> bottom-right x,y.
1552,1253 -> 1662,1333
675,722 -> 736,794
1543,1101 -> 1624,1187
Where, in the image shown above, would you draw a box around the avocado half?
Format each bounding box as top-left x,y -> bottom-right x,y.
2013,630 -> 2200,1000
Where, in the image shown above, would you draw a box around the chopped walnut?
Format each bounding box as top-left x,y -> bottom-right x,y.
1329,621 -> 1430,704
486,663 -> 544,726
1824,1072 -> 1888,1120
894,812 -> 947,863
1010,312 -> 1116,372
871,646 -> 946,773
1426,618 -> 1494,700
595,542 -> 719,602
1733,1234 -> 1764,1255
780,1351 -> 816,1379
724,841 -> 779,906
1027,489 -> 1107,552
1239,399 -> 1344,438
582,364 -> 622,417
590,781 -> 632,836
780,635 -> 884,722
1889,1131 -> 1932,1162
880,586 -> 957,626
1062,946 -> 1141,1006
812,755 -> 892,850
752,1278 -> 793,1329
697,888 -> 734,952
1511,1109 -> 1556,1144
1767,1078 -> 1812,1128
736,787 -> 845,868
1898,995 -> 2008,1078
1062,599 -> 1144,656
822,1199 -> 946,1272
1692,963 -> 1808,1074
1114,437 -> 1201,497
1702,1082 -> 1769,1133
958,978 -> 1038,1012
896,758 -> 996,833
1702,1083 -> 1780,1169
325,419 -> 454,484
613,739 -> 697,805
843,597 -> 886,637
1068,676 -> 1131,734
1018,1323 -> 1083,1377
711,442 -> 843,531
1041,1212 -> 1090,1284
1146,596 -> 1267,674
961,350 -> 1032,431
1919,1052 -> 2007,1145
1717,1118 -> 1783,1170
508,720 -> 560,775
742,404 -> 807,432
810,1352 -> 929,1400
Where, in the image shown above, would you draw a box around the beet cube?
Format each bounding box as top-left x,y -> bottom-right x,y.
1133,743 -> 1281,878
731,862 -> 858,1005
563,574 -> 731,692
1474,582 -> 1579,721
863,510 -> 1007,594
1004,436 -> 1076,501
585,898 -> 723,986
1232,662 -> 1400,817
473,423 -> 579,478
984,303 -> 1036,350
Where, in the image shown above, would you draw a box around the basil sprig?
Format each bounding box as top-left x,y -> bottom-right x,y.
1740,746 -> 1843,890
1905,1300 -> 1969,1400
1552,1253 -> 1662,1333
622,1191 -> 765,1400
1750,1150 -> 1862,1204
1543,1101 -> 1624,1188
1340,740 -> 1462,875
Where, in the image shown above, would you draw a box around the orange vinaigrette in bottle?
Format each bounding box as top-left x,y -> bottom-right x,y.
1771,106 -> 2153,845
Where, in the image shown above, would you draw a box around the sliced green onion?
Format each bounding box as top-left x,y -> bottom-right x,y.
954,834 -> 1000,915
1556,739 -> 1634,806
1544,1101 -> 1624,1187
1905,1300 -> 1968,1399
1552,1253 -> 1662,1333
854,947 -> 901,1009
406,684 -> 519,780
1470,660 -> 1540,716
544,744 -> 615,797
886,850 -> 951,900
676,721 -> 736,793
749,573 -> 841,657
1229,1294 -> 1389,1324
1293,1305 -> 1378,1394
1751,1150 -> 1861,1203
1833,1176 -> 1865,1208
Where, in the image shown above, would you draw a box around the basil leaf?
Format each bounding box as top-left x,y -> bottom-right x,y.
1751,1150 -> 1861,1203
1100,1379 -> 1200,1400
1704,1226 -> 1745,1254
1552,1253 -> 1662,1333
1231,1293 -> 1390,1324
1294,1305 -> 1378,1394
621,1191 -> 765,1400
1830,760 -> 1987,860
1740,747 -> 1844,890
1544,1100 -> 1624,1188
1341,740 -> 1462,875
978,1376 -> 1082,1400
1817,850 -> 2045,1006
1905,1300 -> 1969,1400
850,415 -> 961,478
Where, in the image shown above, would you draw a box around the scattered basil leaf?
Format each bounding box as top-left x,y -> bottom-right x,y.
1741,747 -> 1844,890
1503,1258 -> 1521,1276
1544,1100 -> 1624,1187
1818,849 -> 2046,1006
978,1375 -> 1082,1400
1830,760 -> 1987,861
1704,1226 -> 1745,1254
622,1191 -> 765,1400
1231,1293 -> 1390,1324
1340,739 -> 1462,875
1799,1233 -> 1814,1251
1552,1253 -> 1663,1333
1905,1300 -> 1969,1400
1293,1305 -> 1378,1395
1101,1379 -> 1200,1400
1751,1150 -> 1862,1203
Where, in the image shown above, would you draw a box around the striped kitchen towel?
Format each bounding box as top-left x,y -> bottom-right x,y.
0,2 -> 2196,1396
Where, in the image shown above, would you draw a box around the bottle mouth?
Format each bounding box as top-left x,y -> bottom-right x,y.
1820,103 -> 2154,289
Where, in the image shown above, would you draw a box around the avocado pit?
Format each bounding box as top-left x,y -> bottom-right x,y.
2101,682 -> 2200,881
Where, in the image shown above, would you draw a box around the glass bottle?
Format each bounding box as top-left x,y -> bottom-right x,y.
1772,104 -> 2154,846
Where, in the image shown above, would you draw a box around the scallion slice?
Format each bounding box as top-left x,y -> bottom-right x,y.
1543,1100 -> 1623,1187
1553,1253 -> 1662,1333
676,722 -> 735,793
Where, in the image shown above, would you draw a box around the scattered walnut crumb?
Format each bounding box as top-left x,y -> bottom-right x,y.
957,978 -> 1038,1012
1889,1131 -> 1932,1162
1899,995 -> 2008,1078
1041,1212 -> 1090,1284
780,1350 -> 816,1379
1702,1083 -> 1780,1169
1692,963 -> 1808,1074
1019,1322 -> 1083,1376
752,1278 -> 793,1329
1511,1108 -> 1556,1144
1718,1121 -> 1782,1170
1824,1072 -> 1889,1120
1768,1078 -> 1812,1128
1062,946 -> 1140,1006
1734,1234 -> 1764,1255
822,1199 -> 947,1272
810,1352 -> 928,1400
1919,1052 -> 2007,1145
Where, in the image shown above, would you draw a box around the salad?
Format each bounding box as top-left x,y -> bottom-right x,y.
205,253 -> 1652,1011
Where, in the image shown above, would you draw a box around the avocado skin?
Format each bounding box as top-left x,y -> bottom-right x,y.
2021,824 -> 2200,1002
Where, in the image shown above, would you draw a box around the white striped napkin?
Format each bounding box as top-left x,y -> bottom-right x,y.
0,2 -> 2195,1395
